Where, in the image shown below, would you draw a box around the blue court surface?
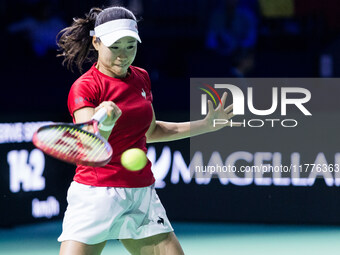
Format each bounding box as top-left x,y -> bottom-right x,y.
1,221 -> 340,254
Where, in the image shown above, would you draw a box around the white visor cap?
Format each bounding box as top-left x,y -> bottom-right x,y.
92,19 -> 141,47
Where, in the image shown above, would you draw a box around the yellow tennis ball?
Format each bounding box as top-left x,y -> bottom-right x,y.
121,148 -> 147,171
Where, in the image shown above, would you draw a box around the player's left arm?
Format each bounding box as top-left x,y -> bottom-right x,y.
146,92 -> 235,143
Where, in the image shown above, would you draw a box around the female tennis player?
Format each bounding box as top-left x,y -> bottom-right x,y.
56,6 -> 234,255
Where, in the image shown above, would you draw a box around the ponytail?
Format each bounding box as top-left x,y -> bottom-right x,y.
57,7 -> 102,73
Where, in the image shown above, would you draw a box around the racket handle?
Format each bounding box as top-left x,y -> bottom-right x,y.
92,107 -> 108,123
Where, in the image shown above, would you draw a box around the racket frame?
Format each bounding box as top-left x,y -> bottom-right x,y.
32,108 -> 113,166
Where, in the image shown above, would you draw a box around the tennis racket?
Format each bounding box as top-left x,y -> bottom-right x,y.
32,108 -> 113,166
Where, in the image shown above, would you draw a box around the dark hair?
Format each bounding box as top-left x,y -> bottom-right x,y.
57,6 -> 137,73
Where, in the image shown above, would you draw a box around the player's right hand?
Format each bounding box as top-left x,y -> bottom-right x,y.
95,101 -> 122,127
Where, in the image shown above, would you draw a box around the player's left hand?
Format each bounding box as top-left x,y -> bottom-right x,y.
203,92 -> 240,131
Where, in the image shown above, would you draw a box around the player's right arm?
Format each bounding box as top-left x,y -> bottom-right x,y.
73,101 -> 121,140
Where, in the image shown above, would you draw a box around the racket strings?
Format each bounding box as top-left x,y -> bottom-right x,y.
37,126 -> 110,163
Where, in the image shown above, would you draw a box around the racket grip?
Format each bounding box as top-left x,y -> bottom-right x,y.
92,107 -> 108,123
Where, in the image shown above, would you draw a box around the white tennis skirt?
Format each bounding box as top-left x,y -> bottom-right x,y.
58,181 -> 173,245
